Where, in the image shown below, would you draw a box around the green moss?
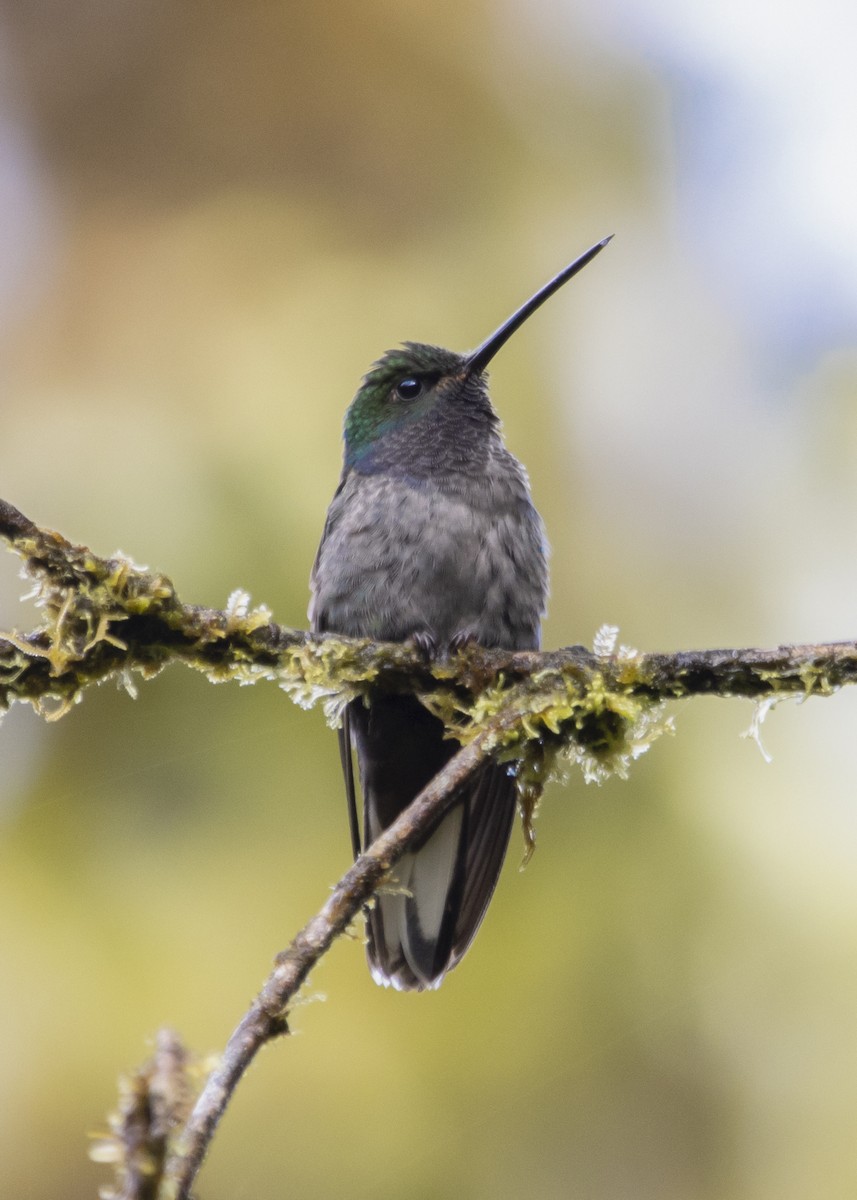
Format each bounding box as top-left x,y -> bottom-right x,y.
6,498 -> 852,794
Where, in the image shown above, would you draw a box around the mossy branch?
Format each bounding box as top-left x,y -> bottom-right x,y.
4,496 -> 857,1199
3,496 -> 856,786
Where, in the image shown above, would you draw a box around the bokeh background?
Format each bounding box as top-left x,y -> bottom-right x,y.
2,3 -> 857,1198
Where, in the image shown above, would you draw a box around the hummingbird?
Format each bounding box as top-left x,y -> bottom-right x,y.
310,237 -> 611,990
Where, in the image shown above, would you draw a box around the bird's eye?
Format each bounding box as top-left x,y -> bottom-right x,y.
395,377 -> 423,400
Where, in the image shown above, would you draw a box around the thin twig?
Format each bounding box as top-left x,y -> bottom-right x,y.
164,729 -> 495,1199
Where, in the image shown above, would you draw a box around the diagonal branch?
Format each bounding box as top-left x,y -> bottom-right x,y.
163,726 -> 499,1199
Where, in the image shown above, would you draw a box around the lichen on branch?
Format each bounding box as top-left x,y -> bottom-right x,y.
2,497 -> 857,788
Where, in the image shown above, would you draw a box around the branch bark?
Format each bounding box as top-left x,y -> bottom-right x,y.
165,729 -> 500,1198
3,497 -> 857,1197
2,496 -> 856,785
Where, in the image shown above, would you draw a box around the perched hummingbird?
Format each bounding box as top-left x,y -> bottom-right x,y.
310,237 -> 611,990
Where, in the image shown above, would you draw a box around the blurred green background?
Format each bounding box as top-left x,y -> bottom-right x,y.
2,3 -> 857,1198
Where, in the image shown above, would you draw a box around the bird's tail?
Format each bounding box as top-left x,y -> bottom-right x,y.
343,695 -> 517,991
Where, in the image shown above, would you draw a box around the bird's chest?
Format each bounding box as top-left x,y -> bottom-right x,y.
315,471 -> 538,646
351,479 -> 495,598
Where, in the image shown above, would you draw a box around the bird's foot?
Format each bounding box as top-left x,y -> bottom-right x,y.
449,628 -> 479,655
410,630 -> 438,661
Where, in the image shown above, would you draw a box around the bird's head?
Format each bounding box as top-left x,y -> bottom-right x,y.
343,236 -> 612,471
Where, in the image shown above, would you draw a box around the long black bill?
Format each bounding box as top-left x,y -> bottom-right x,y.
464,235 -> 613,377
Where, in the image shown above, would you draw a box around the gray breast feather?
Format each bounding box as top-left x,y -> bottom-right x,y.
310,466 -> 548,651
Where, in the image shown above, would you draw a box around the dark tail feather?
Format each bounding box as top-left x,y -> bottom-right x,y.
342,695 -> 517,991
339,706 -> 361,860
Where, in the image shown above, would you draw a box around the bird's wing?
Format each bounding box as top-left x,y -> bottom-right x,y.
308,466 -> 350,627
